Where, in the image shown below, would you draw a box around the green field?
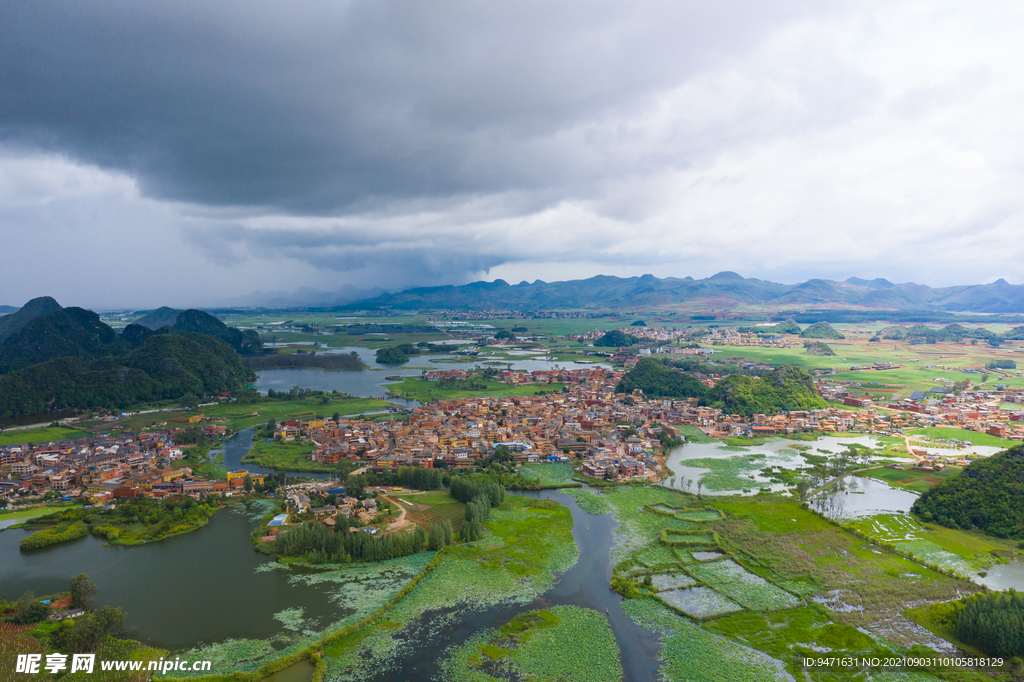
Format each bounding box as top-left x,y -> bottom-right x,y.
0,503 -> 77,522
907,427 -> 1013,448
0,426 -> 91,446
402,490 -> 466,529
242,439 -> 326,472
860,465 -> 962,494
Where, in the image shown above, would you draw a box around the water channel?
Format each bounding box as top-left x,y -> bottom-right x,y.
360,488 -> 663,682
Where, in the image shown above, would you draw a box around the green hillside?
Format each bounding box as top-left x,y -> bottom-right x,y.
0,333 -> 255,418
616,357 -> 706,398
912,445 -> 1024,538
0,307 -> 130,373
799,321 -> 844,339
703,365 -> 826,416
0,296 -> 62,343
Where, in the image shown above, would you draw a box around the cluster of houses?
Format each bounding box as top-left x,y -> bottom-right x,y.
0,422 -> 245,504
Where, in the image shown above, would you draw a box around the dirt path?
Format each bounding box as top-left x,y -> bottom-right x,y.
382,496 -> 412,533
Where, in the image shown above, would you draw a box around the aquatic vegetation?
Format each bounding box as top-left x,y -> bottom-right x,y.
321,496 -> 578,681
602,486 -> 696,561
706,607 -> 901,681
685,560 -> 800,611
635,544 -> 679,567
622,599 -> 791,681
893,540 -> 974,577
289,552 -> 435,626
681,455 -> 771,492
650,573 -> 698,591
662,530 -> 716,546
562,487 -> 612,515
659,586 -> 744,619
174,638 -> 277,675
440,606 -> 622,682
676,510 -> 725,522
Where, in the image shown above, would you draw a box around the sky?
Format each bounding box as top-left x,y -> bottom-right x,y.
2,1 -> 1024,309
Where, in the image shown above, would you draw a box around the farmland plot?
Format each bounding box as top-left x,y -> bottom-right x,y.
686,560 -> 800,611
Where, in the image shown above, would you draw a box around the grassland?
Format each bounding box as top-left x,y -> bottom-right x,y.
517,463 -> 579,488
384,376 -> 564,402
0,503 -> 77,523
860,465 -> 962,494
0,426 -> 90,446
907,427 -> 1012,448
242,439 -> 326,472
706,336 -> 1024,393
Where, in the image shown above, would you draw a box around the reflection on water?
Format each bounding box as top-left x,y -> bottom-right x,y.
824,476 -> 919,518
662,435 -> 885,496
979,558 -> 1024,591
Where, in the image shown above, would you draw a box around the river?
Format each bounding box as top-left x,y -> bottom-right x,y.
361,488 -> 663,682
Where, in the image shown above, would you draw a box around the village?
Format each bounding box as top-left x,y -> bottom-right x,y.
6,359 -> 1024,508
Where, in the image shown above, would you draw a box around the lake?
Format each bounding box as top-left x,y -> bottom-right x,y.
254,346 -> 604,406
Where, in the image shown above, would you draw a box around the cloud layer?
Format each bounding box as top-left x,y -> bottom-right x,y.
1,1 -> 1023,307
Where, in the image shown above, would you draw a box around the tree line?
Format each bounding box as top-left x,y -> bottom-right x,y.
952,591 -> 1024,657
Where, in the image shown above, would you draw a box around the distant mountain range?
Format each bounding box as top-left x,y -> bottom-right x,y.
336,272 -> 1024,313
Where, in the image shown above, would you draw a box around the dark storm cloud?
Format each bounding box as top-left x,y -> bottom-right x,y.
0,0 -> 824,213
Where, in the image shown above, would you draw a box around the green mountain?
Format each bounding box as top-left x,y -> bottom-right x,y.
0,296 -> 62,343
616,358 -> 706,398
133,306 -> 183,330
171,309 -> 262,354
912,446 -> 1024,538
594,330 -> 639,347
134,308 -> 261,354
0,307 -> 130,373
799,322 -> 845,339
0,334 -> 255,418
703,366 -> 827,416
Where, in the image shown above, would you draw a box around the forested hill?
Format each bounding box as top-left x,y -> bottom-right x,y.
0,333 -> 255,418
0,296 -> 62,343
703,365 -> 827,416
0,299 -> 262,377
0,307 -> 131,373
615,358 -> 706,398
135,307 -> 262,354
912,446 -> 1024,538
